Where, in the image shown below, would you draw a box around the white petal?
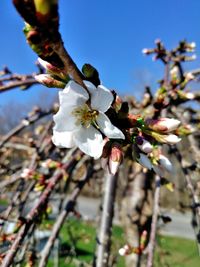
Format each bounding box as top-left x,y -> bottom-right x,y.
159,155 -> 173,172
109,160 -> 120,175
152,165 -> 163,177
91,85 -> 113,112
53,82 -> 88,132
62,80 -> 89,101
52,130 -> 75,148
74,126 -> 103,158
118,248 -> 126,256
53,105 -> 78,132
97,112 -> 125,139
164,134 -> 181,144
84,80 -> 97,93
137,153 -> 152,170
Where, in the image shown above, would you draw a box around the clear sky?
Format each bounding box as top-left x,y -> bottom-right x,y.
0,0 -> 200,108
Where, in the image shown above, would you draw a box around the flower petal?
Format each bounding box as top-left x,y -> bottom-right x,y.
97,112 -> 125,139
137,153 -> 152,170
91,85 -> 113,112
62,80 -> 89,101
159,155 -> 173,172
74,126 -> 103,158
84,80 -> 97,93
52,130 -> 75,148
53,105 -> 79,132
53,81 -> 89,132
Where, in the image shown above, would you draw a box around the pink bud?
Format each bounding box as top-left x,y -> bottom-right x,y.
110,143 -> 123,163
35,74 -> 65,88
38,58 -> 67,80
109,143 -> 123,175
146,118 -> 180,133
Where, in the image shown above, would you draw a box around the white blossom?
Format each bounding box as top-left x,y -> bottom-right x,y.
52,81 -> 125,158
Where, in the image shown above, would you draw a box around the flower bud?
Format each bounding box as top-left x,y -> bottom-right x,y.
136,136 -> 153,153
146,118 -> 180,133
152,165 -> 163,176
38,58 -> 68,80
184,54 -> 197,61
109,143 -> 123,175
137,153 -> 152,170
118,244 -> 131,256
178,90 -> 195,100
159,155 -> 173,172
151,132 -> 181,144
35,74 -> 66,88
34,0 -> 57,15
142,48 -> 154,55
113,95 -> 122,112
185,42 -> 196,52
170,66 -> 179,78
185,72 -> 195,82
118,247 -> 126,256
21,168 -> 33,179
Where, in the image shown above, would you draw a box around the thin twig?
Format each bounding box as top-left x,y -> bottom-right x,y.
38,164 -> 93,267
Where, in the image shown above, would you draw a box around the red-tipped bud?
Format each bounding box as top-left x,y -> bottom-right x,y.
38,58 -> 67,80
146,118 -> 180,133
109,143 -> 123,175
35,74 -> 66,88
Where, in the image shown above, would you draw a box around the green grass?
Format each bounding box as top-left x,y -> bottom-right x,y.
155,235 -> 200,267
44,218 -> 199,267
46,218 -> 125,267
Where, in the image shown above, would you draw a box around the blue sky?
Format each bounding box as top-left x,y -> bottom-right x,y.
1,0 -> 200,108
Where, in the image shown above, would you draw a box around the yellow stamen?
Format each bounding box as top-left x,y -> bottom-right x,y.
72,104 -> 99,128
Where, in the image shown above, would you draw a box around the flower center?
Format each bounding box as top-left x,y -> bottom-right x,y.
72,104 -> 99,128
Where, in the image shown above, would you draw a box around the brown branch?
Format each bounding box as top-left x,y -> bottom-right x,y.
0,108 -> 52,148
0,78 -> 38,93
94,169 -> 118,267
38,164 -> 93,267
1,149 -> 81,267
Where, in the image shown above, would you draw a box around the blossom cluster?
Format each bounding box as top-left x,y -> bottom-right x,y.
36,58 -> 182,176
